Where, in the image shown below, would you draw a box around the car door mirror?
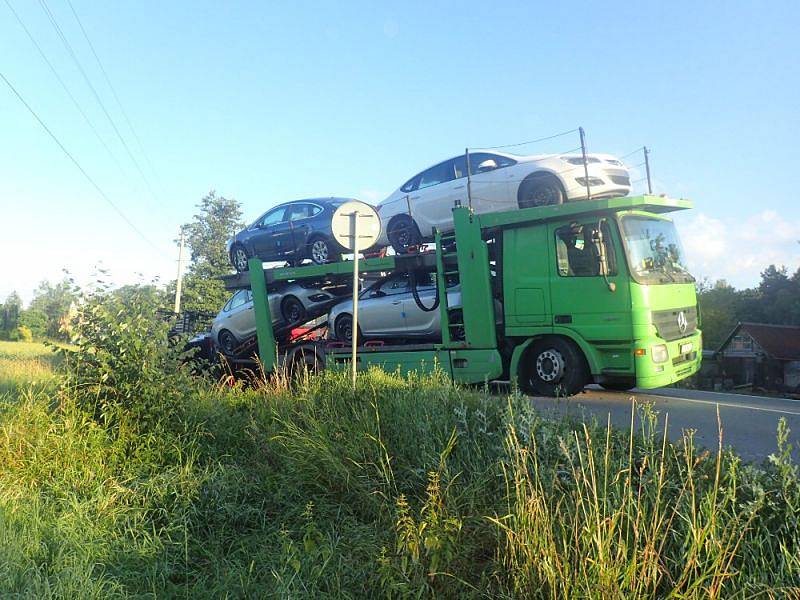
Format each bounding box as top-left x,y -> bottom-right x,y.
370,289 -> 386,298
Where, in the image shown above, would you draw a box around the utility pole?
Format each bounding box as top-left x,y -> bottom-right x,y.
643,146 -> 653,194
174,229 -> 185,314
465,147 -> 473,209
579,127 -> 591,200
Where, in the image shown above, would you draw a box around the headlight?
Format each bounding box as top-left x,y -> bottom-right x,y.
651,344 -> 669,363
309,293 -> 331,302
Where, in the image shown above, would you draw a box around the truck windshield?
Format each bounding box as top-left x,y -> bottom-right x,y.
620,215 -> 694,284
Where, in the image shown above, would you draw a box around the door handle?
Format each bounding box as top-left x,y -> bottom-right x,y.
410,196 -> 420,200
391,300 -> 401,305
453,185 -> 464,190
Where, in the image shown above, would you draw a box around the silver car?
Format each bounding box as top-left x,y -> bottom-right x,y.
327,272 -> 463,343
212,283 -> 337,354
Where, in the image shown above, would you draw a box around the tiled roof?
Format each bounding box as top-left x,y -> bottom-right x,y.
732,323 -> 800,360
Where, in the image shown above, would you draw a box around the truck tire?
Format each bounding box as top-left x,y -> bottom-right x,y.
519,337 -> 589,397
288,344 -> 324,379
518,173 -> 566,208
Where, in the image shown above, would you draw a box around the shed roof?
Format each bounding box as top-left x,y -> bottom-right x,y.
718,322 -> 800,361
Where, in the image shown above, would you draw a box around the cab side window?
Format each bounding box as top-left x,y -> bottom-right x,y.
555,222 -> 617,277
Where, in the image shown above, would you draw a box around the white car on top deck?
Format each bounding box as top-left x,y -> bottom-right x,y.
375,150 -> 631,253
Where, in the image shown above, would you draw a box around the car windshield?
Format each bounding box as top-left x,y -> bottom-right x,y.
620,215 -> 694,285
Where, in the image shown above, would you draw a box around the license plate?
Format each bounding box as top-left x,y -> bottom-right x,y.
680,343 -> 692,354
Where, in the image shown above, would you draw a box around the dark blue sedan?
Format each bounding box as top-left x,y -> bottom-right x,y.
228,198 -> 350,271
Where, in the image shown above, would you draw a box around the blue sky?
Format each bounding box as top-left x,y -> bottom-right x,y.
2,0 -> 799,303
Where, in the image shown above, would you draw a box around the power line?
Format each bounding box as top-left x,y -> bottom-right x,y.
475,128 -> 580,150
37,0 -> 161,207
620,146 -> 645,160
64,0 -> 161,184
0,69 -> 168,258
3,0 -> 129,179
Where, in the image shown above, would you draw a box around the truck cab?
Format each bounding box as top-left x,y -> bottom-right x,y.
496,199 -> 701,394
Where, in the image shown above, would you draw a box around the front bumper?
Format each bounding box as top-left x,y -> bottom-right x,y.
634,330 -> 702,389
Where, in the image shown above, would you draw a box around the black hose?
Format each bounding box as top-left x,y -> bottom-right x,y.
409,270 -> 440,312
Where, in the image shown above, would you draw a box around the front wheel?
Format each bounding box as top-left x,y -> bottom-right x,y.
281,295 -> 307,325
217,329 -> 239,356
518,173 -> 566,208
230,244 -> 249,272
334,314 -> 362,344
518,337 -> 589,397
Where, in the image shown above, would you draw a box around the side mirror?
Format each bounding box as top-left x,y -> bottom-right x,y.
369,290 -> 386,298
593,219 -> 616,292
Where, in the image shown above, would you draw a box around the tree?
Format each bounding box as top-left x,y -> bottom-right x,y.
2,292 -> 22,333
178,191 -> 244,314
696,279 -> 741,349
26,280 -> 76,340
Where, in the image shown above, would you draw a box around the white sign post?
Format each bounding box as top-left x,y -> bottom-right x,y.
331,201 -> 381,388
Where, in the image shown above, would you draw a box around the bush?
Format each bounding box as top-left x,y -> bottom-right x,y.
12,325 -> 32,343
62,283 -> 196,430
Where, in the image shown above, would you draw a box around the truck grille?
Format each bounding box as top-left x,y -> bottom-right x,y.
652,306 -> 697,341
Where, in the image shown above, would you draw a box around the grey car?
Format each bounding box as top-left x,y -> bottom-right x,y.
212,283 -> 337,354
327,272 -> 463,343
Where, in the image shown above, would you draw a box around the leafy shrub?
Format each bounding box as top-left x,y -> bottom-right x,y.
13,325 -> 33,342
62,283 -> 196,430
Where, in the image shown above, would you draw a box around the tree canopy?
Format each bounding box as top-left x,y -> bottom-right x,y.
697,265 -> 800,349
178,191 -> 244,314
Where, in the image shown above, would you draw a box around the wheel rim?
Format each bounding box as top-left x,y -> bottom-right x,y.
529,184 -> 559,206
233,248 -> 248,270
391,221 -> 413,249
311,240 -> 328,263
536,348 -> 565,382
285,300 -> 302,323
220,332 -> 236,353
337,318 -> 352,342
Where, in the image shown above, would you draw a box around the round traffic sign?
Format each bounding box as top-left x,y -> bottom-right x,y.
331,201 -> 381,252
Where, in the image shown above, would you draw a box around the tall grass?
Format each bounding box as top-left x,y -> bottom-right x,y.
0,340 -> 61,394
0,295 -> 798,597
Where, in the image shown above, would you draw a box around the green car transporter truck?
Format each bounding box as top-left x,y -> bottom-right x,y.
225,194 -> 701,395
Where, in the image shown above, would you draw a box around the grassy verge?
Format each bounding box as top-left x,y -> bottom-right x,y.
0,364 -> 798,598
0,340 -> 62,395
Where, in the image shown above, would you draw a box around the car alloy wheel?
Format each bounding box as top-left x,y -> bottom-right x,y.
335,315 -> 353,342
311,239 -> 329,264
282,296 -> 306,324
218,330 -> 238,355
535,348 -> 565,383
232,247 -> 249,272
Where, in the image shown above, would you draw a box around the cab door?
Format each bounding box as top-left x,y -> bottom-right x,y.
548,219 -> 632,369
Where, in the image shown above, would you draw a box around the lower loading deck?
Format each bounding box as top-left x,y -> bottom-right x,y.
324,343 -> 504,384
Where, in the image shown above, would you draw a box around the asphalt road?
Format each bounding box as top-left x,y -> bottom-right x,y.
525,386 -> 800,463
